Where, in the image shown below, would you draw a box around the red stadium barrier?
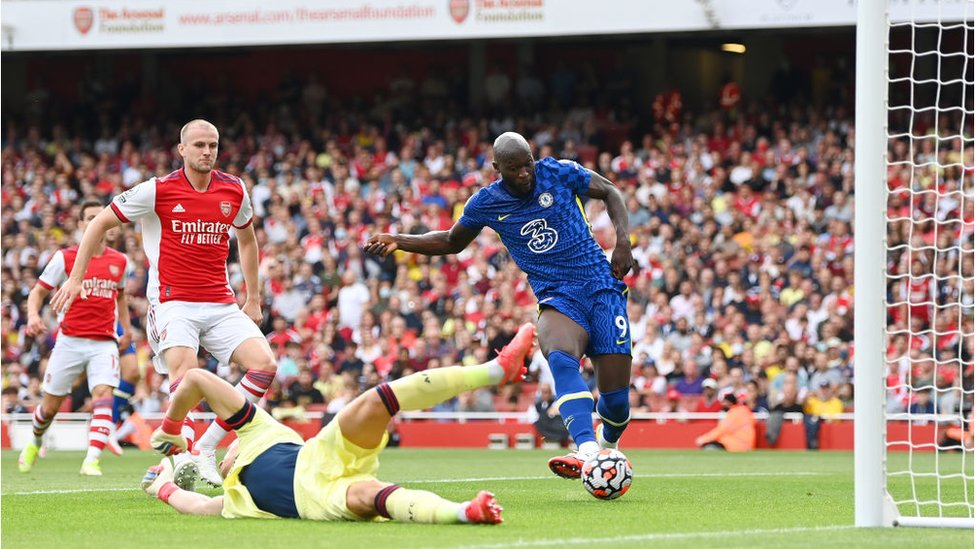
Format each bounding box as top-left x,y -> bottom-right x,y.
391,419 -> 937,452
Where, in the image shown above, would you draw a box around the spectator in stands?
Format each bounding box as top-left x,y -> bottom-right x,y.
529,384 -> 569,446
287,370 -> 326,408
693,378 -> 723,413
674,358 -> 706,397
803,381 -> 844,450
3,386 -> 27,413
694,393 -> 756,452
766,380 -> 805,446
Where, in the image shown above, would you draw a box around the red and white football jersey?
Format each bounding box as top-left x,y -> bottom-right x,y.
110,168 -> 253,305
38,246 -> 127,340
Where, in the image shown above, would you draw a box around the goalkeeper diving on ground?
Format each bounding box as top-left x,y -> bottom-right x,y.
141,323 -> 536,524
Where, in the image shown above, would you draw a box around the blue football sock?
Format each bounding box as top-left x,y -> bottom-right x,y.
596,387 -> 631,443
112,380 -> 135,424
548,351 -> 596,447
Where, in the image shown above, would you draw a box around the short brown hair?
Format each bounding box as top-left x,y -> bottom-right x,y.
79,200 -> 104,220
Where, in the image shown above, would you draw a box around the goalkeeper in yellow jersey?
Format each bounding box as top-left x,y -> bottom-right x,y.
142,323 -> 536,524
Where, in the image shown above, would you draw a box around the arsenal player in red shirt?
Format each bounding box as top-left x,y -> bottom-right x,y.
20,201 -> 132,476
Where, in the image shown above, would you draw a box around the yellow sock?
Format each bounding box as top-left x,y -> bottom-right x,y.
381,486 -> 463,524
386,364 -> 496,412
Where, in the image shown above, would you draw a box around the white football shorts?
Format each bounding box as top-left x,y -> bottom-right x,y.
44,335 -> 120,396
147,301 -> 264,374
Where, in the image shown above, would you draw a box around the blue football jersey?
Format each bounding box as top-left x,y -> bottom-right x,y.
458,157 -> 618,296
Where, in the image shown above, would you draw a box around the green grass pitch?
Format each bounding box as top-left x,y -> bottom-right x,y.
2,449 -> 972,548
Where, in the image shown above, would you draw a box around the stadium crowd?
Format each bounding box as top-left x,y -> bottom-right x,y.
1,58 -> 973,449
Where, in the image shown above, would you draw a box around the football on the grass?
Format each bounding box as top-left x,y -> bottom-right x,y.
581,449 -> 633,500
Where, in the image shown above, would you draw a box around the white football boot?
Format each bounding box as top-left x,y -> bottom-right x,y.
172,451 -> 199,492
195,449 -> 223,488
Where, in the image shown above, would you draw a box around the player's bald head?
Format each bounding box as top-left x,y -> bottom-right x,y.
493,132 -> 531,163
180,119 -> 219,144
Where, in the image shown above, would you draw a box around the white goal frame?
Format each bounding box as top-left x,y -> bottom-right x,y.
854,0 -> 974,529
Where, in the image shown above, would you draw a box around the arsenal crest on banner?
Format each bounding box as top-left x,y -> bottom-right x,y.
449,0 -> 469,23
73,7 -> 94,35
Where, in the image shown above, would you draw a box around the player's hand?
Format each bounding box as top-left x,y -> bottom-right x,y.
25,313 -> 47,337
610,244 -> 636,280
363,234 -> 398,257
117,328 -> 132,353
150,428 -> 188,456
50,278 -> 87,314
242,299 -> 262,325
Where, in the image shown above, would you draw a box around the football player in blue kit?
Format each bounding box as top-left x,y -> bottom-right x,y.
365,131 -> 635,479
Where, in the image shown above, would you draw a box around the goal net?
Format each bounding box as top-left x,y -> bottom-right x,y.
856,0 -> 974,529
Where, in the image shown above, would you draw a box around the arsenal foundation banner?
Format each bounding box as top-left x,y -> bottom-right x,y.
2,0 -> 969,51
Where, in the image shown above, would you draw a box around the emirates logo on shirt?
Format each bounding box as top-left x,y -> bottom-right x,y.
220,201 -> 232,217
82,277 -> 118,299
171,219 -> 232,245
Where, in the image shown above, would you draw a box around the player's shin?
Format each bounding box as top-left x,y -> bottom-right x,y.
596,386 -> 631,446
31,403 -> 55,446
111,380 -> 135,424
374,485 -> 464,524
549,350 -> 598,454
85,397 -> 114,462
380,365 -> 494,413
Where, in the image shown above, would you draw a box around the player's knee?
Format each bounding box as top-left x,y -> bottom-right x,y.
361,389 -> 391,419
242,341 -> 277,373
91,385 -> 114,399
165,355 -> 198,380
183,367 -> 210,385
346,480 -> 386,519
251,351 -> 277,373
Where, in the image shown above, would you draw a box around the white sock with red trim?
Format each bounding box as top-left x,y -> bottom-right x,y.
85,398 -> 114,461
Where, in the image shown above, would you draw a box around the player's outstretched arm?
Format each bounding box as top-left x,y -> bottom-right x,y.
585,169 -> 635,280
167,492 -> 224,516
364,223 -> 480,257
50,207 -> 123,313
25,285 -> 52,337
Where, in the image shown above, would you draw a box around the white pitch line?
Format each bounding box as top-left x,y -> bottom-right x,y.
426,525 -> 858,549
3,471 -> 830,495
405,471 -> 828,484
4,487 -> 137,496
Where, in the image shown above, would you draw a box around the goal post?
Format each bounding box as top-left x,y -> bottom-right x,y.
855,0 -> 975,529
853,0 -> 888,529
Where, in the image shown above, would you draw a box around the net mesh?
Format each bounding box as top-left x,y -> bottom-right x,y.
883,0 -> 975,521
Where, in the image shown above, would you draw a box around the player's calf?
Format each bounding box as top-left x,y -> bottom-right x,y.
365,483 -> 503,525
596,386 -> 630,447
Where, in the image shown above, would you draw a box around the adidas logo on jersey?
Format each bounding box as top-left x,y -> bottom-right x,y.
172,204 -> 186,213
